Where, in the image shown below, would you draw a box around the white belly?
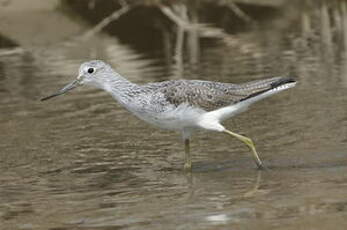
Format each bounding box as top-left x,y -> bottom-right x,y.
132,103 -> 205,131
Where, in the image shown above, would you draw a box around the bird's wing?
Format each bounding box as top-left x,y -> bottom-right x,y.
143,77 -> 294,112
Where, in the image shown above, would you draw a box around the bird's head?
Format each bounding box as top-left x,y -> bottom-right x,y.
41,60 -> 113,101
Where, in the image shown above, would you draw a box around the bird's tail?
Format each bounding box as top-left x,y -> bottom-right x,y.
204,76 -> 297,122
239,76 -> 297,103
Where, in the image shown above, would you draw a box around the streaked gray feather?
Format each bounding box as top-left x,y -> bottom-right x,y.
142,77 -> 291,112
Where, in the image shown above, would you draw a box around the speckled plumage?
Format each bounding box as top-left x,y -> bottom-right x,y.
142,77 -> 289,112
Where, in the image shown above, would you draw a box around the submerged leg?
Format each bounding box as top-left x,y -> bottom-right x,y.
224,129 -> 264,169
184,138 -> 192,170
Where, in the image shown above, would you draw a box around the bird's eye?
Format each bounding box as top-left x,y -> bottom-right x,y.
87,68 -> 95,74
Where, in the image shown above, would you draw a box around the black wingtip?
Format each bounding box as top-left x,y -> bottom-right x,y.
270,77 -> 297,89
239,76 -> 297,102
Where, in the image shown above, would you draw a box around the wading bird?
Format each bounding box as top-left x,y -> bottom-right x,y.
41,60 -> 296,170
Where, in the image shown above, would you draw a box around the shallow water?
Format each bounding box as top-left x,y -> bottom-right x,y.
1,1 -> 347,229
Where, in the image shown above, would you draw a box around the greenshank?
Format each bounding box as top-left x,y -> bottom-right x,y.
41,60 -> 296,170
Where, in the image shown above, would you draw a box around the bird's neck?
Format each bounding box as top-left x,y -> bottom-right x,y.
100,73 -> 143,106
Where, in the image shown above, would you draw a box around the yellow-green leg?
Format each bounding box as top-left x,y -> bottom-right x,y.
224,129 -> 264,169
184,139 -> 192,170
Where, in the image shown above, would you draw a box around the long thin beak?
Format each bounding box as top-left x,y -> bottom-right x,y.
41,79 -> 81,101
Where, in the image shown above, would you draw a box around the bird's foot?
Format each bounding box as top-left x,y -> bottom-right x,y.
256,163 -> 268,171
184,162 -> 192,171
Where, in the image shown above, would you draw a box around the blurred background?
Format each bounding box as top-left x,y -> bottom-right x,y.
1,0 -> 347,229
